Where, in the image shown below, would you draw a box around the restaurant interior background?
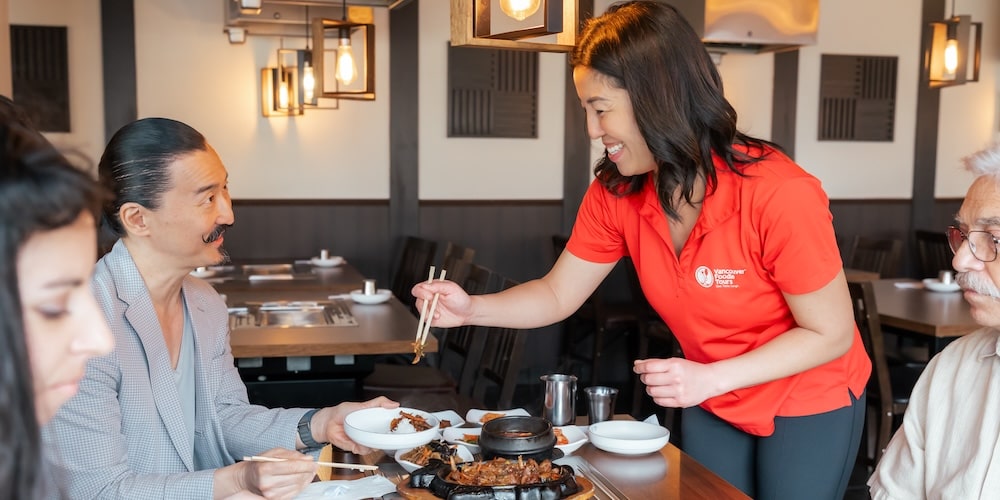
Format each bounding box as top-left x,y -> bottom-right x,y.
1,0 -> 998,388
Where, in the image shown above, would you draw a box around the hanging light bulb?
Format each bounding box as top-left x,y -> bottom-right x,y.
943,37 -> 959,77
499,0 -> 541,21
335,30 -> 358,86
302,60 -> 315,101
278,79 -> 290,110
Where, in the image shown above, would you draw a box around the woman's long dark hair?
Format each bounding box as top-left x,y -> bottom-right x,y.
0,113 -> 105,498
98,117 -> 207,250
570,0 -> 778,221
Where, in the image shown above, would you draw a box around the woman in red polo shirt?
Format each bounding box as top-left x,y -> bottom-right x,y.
413,2 -> 870,499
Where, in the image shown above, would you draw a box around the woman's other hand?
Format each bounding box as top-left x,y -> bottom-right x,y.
633,357 -> 725,408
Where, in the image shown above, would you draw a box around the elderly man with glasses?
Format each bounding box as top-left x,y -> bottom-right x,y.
869,142 -> 1000,498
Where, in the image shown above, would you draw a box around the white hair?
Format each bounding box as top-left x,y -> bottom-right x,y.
963,141 -> 1000,179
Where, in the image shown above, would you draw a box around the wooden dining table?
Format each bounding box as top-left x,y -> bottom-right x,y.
872,278 -> 980,355
317,414 -> 748,500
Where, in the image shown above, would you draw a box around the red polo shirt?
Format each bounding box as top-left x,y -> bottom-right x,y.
567,148 -> 871,436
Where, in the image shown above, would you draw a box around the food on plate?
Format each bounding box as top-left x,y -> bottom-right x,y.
446,458 -> 566,486
553,427 -> 569,446
480,412 -> 506,424
390,411 -> 433,432
439,419 -> 451,429
462,433 -> 479,445
400,441 -> 461,467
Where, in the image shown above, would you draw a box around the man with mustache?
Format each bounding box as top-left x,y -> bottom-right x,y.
868,142 -> 1000,498
43,118 -> 397,499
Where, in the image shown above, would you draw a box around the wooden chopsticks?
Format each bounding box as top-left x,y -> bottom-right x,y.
413,266 -> 446,364
241,455 -> 379,471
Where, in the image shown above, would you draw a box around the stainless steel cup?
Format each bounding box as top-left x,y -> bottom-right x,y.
584,386 -> 619,425
363,279 -> 377,295
541,374 -> 577,426
938,270 -> 955,285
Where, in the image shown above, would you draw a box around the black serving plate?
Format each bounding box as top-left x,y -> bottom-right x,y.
408,459 -> 580,500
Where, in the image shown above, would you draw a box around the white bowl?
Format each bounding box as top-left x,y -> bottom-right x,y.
311,256 -> 345,268
465,408 -> 530,426
394,442 -> 474,473
442,426 -> 482,454
431,410 -> 466,432
923,278 -> 961,293
554,425 -> 588,455
349,289 -> 392,305
344,407 -> 439,452
190,268 -> 215,279
588,421 -> 669,455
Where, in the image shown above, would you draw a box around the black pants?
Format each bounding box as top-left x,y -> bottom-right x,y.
681,391 -> 865,500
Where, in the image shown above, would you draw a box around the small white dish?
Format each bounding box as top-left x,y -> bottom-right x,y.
588,421 -> 669,455
431,410 -> 466,431
442,426 -> 482,454
349,289 -> 392,305
189,268 -> 215,279
311,256 -> 345,268
554,425 -> 588,455
394,442 -> 474,473
923,278 -> 961,293
344,407 -> 439,452
465,408 -> 530,426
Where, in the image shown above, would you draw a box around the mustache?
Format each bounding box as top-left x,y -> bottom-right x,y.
202,224 -> 233,244
956,271 -> 1000,299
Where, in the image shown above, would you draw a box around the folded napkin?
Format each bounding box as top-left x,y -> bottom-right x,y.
894,281 -> 923,289
249,274 -> 295,281
294,474 -> 397,499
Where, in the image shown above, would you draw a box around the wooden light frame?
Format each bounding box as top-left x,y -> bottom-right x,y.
451,0 -> 578,53
926,15 -> 982,88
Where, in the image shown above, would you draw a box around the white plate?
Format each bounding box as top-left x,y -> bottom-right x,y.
588,421 -> 669,455
344,407 -> 439,452
394,442 -> 474,473
923,278 -> 961,293
441,426 -> 482,454
465,408 -> 530,426
189,268 -> 215,279
554,425 -> 588,455
431,410 -> 466,431
311,256 -> 345,268
349,289 -> 392,305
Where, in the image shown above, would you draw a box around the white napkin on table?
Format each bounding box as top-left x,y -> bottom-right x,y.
894,281 -> 924,289
293,475 -> 397,499
248,274 -> 295,281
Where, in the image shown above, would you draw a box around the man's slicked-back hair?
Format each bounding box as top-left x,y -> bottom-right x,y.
98,118 -> 208,238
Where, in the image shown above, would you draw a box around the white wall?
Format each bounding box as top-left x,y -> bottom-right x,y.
9,0 -> 999,200
417,0 -> 566,200
9,0 -> 103,167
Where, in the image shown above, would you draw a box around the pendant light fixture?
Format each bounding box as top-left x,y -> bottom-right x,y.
312,3 -> 376,100
302,6 -> 316,102
926,0 -> 982,88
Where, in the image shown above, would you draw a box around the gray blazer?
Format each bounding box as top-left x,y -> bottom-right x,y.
42,240 -> 308,499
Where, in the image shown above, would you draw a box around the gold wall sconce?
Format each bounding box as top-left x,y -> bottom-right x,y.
311,4 -> 376,100
926,3 -> 982,88
451,0 -> 578,53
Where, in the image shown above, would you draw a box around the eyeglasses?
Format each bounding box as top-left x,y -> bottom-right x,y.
947,226 -> 1000,263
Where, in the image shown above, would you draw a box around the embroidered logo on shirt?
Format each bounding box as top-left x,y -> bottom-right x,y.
695,266 -> 746,289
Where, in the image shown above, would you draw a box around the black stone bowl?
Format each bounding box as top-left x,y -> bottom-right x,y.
479,416 -> 561,462
408,459 -> 580,500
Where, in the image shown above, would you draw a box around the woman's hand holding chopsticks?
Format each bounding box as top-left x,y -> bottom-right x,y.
410,277 -> 474,330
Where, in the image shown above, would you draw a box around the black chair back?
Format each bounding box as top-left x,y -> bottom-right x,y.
847,236 -> 903,278
390,236 -> 438,311
914,229 -> 953,278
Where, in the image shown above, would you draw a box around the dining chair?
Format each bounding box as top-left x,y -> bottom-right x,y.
846,235 -> 903,278
848,281 -> 922,468
914,229 -> 953,278
553,235 -> 649,387
389,236 -> 438,312
469,277 -> 529,410
362,264 -> 499,401
439,241 -> 476,286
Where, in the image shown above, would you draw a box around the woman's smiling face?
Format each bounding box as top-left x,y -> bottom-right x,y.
573,66 -> 656,176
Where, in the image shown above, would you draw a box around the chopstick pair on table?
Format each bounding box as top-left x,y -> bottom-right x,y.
242,455 -> 378,471
413,266 -> 446,364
